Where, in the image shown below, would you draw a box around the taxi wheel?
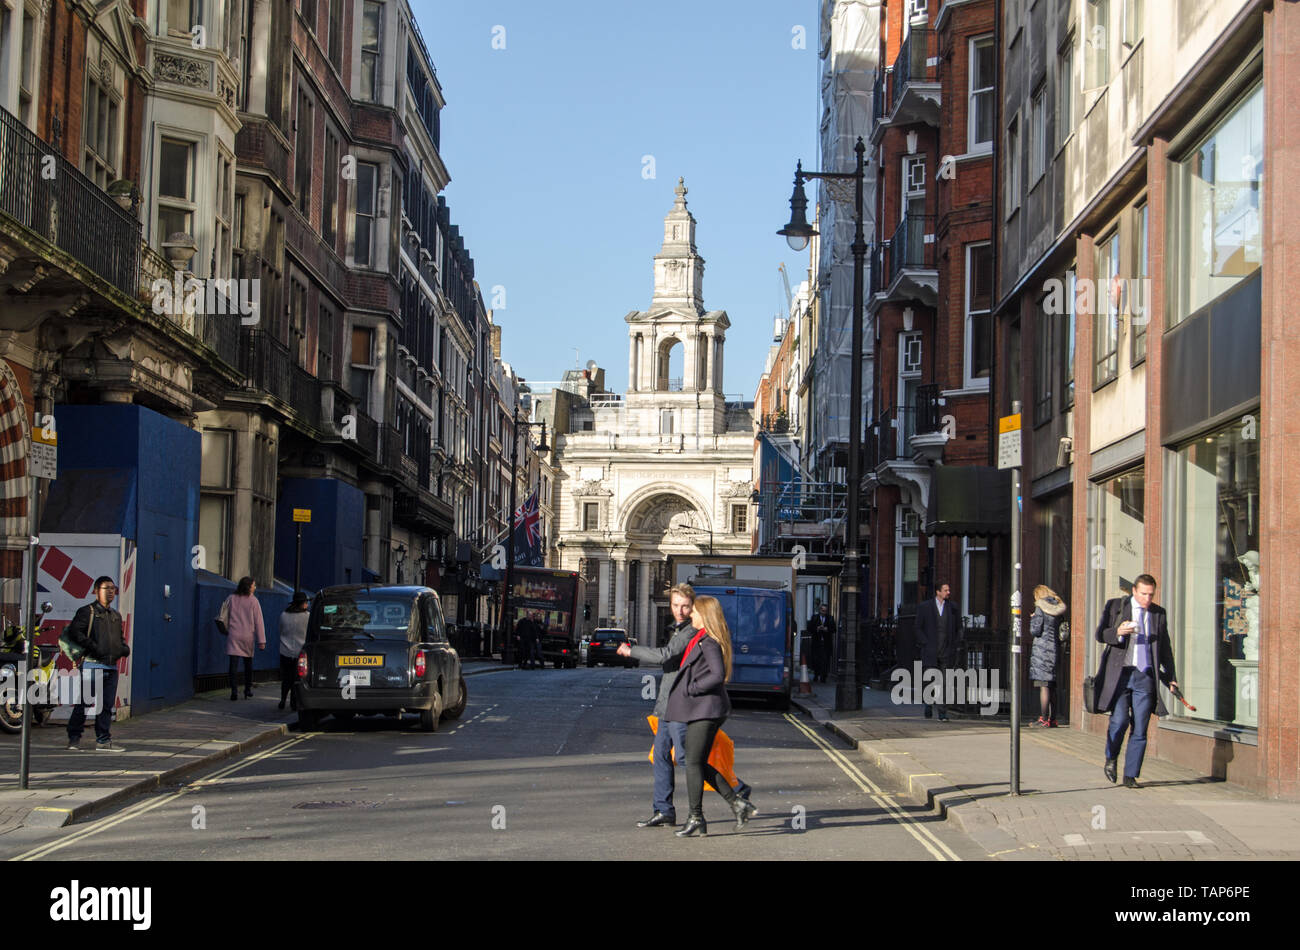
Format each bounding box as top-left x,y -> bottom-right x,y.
442,676 -> 468,720
420,687 -> 443,733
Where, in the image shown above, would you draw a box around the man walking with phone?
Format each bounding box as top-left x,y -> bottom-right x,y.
1094,574 -> 1179,788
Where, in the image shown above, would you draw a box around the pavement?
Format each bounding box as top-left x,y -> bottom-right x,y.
791,679 -> 1300,860
0,659 -> 510,835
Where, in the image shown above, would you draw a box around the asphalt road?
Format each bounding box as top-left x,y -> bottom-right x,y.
1,667 -> 985,861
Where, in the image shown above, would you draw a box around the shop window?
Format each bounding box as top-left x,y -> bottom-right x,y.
1164,420 -> 1260,727
1085,466 -> 1144,675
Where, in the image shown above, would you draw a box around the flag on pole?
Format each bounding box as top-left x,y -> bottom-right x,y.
512,489 -> 543,566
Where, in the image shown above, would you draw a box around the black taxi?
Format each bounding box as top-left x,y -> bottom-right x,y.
294,585 -> 466,732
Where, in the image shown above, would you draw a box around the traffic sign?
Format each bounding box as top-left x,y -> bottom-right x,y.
293,508 -> 312,523
997,413 -> 1021,470
30,428 -> 56,480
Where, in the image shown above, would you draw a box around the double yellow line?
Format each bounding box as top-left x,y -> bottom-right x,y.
11,734 -> 315,862
782,712 -> 961,861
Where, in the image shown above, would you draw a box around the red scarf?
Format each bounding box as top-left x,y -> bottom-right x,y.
681,629 -> 709,665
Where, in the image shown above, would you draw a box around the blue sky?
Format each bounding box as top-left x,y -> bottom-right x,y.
414,0 -> 821,397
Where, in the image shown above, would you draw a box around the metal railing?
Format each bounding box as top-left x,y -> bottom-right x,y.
239,330 -> 291,404
891,27 -> 937,115
873,69 -> 888,122
755,480 -> 847,556
290,364 -> 321,430
0,105 -> 142,296
759,412 -> 790,433
887,213 -> 935,286
354,411 -> 380,460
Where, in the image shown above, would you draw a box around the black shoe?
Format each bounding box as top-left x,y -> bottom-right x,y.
1104,758 -> 1118,783
675,814 -> 707,837
937,712 -> 949,722
924,705 -> 933,719
244,689 -> 254,698
230,690 -> 238,701
731,798 -> 758,830
636,811 -> 677,828
278,699 -> 286,710
1123,776 -> 1141,788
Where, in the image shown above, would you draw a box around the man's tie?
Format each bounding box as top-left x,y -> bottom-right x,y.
1135,607 -> 1151,673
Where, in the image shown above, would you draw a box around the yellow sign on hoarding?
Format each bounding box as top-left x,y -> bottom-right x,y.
293,509 -> 312,523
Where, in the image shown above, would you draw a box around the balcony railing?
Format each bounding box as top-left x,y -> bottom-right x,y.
870,395 -> 943,466
239,329 -> 291,404
290,364 -> 321,430
887,213 -> 935,286
891,27 -> 937,115
354,411 -> 380,460
0,105 -> 142,297
872,69 -> 888,123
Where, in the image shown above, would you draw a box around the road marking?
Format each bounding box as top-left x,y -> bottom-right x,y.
782,713 -> 961,862
11,733 -> 315,862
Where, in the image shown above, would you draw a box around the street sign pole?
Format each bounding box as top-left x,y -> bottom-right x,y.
292,509 -> 311,593
1000,403 -> 1023,797
20,424 -> 55,790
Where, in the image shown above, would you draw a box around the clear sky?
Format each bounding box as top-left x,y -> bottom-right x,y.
414,0 -> 821,398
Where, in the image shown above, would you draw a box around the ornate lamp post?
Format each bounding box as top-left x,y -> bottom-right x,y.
778,136 -> 869,712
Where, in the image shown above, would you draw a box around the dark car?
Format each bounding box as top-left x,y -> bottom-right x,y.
586,629 -> 638,668
294,585 -> 467,732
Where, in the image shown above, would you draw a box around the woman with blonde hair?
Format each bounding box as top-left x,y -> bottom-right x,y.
661,594 -> 757,837
1029,584 -> 1067,726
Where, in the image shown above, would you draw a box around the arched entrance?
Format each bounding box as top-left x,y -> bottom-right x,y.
623,491 -> 712,643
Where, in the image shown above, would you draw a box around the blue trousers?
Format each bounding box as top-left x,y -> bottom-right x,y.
652,719 -> 689,817
67,666 -> 119,744
1106,666 -> 1156,779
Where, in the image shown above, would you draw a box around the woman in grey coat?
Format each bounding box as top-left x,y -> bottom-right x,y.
1028,585 -> 1067,726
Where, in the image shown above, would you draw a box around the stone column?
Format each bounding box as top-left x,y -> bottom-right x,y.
613,554 -> 628,628
628,334 -> 639,392
1260,0 -> 1300,800
597,557 -> 611,620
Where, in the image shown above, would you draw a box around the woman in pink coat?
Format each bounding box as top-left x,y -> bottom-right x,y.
220,576 -> 266,700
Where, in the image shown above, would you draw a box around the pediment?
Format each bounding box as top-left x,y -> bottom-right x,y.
92,1 -> 141,73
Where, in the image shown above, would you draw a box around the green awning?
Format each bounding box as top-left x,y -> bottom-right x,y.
925,465 -> 1012,536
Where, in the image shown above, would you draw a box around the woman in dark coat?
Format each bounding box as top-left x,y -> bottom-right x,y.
661,595 -> 758,837
1028,584 -> 1067,726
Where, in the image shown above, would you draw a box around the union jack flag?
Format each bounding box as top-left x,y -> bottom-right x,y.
513,490 -> 542,563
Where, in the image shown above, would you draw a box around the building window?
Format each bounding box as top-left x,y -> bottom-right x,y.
1084,466 -> 1144,676
302,0 -> 316,31
1062,267 -> 1077,407
968,35 -> 994,152
1084,0 -> 1110,90
289,278 -> 307,366
964,242 -> 993,388
350,325 -> 375,414
1122,0 -> 1142,49
328,0 -> 342,69
18,8 -> 35,124
1164,419 -> 1260,727
1057,37 -> 1076,150
295,89 -> 313,216
1167,83 -> 1262,328
1093,230 -> 1120,386
323,131 -> 339,247
659,409 -> 675,435
199,429 -> 234,578
582,502 -> 599,532
361,2 -> 382,101
962,538 -> 990,622
1131,201 -> 1148,364
215,150 -> 234,278
896,508 -> 920,611
1033,296 -> 1053,425
731,504 -> 749,535
354,162 -> 378,266
157,137 -> 195,243
1005,116 -> 1020,217
318,306 -> 335,382
1029,85 -> 1047,184
168,0 -> 201,35
83,72 -> 119,189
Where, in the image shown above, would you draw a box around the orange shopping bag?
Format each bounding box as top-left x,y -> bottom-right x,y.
647,715 -> 737,792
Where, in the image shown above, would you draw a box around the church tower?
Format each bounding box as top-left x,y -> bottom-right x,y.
624,179 -> 730,435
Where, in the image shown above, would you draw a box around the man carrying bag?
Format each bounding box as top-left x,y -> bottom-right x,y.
63,576 -> 130,752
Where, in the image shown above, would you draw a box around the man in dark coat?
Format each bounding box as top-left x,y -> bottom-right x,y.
64,576 -> 130,751
1094,573 -> 1178,788
809,603 -> 835,683
515,613 -> 540,669
915,582 -> 960,721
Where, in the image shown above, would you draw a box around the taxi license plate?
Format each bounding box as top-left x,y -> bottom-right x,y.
338,655 -> 384,667
339,669 -> 371,687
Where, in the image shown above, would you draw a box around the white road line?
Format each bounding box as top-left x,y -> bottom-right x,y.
782,712 -> 961,862
11,734 -> 316,862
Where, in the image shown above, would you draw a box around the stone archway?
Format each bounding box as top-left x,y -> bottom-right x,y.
621,491 -> 713,642
0,359 -> 30,610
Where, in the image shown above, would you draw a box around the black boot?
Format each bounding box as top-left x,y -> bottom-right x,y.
675,813 -> 707,837
731,797 -> 758,830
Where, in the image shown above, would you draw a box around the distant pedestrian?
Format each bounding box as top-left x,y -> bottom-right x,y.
221,577 -> 266,700
916,582 -> 960,721
531,614 -> 547,669
515,613 -> 539,669
63,576 -> 130,752
1028,585 -> 1067,727
809,603 -> 835,683
278,591 -> 311,711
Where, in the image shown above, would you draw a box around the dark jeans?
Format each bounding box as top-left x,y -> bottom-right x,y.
67,666 -> 119,744
279,654 -> 298,707
1106,666 -> 1156,778
684,718 -> 737,817
652,719 -> 689,817
228,655 -> 253,694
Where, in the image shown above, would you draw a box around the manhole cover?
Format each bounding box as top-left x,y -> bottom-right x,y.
293,801 -> 382,810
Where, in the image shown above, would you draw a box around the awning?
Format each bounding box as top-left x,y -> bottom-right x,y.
925,465 -> 1012,537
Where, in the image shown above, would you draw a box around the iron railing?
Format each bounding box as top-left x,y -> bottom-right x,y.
872,69 -> 888,122
290,364 -> 321,430
0,105 -> 142,296
354,411 -> 380,460
890,27 -> 937,115
887,213 -> 935,286
239,330 -> 291,404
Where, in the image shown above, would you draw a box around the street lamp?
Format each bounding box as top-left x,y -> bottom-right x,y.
777,137 -> 869,712
501,404 -> 548,665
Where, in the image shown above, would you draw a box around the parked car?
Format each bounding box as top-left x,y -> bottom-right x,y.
586,628 -> 637,668
294,585 -> 467,732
